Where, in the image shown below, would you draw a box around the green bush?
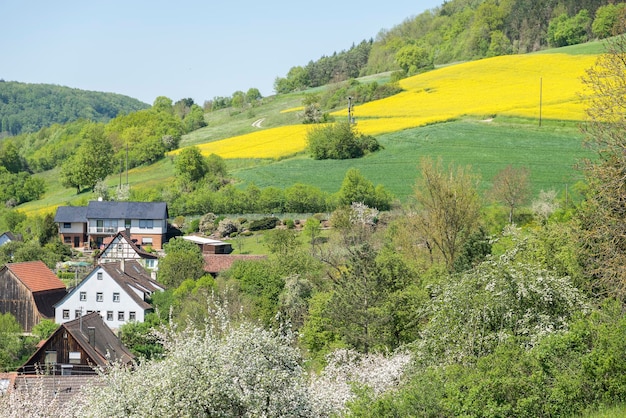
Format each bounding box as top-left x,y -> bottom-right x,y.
306,121 -> 381,160
248,216 -> 280,231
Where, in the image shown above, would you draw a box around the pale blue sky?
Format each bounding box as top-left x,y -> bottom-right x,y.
2,1 -> 442,105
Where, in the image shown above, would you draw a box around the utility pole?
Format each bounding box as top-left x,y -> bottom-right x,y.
539,77 -> 543,127
348,96 -> 353,124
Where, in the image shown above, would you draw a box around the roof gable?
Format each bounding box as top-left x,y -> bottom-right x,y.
98,232 -> 158,260
6,261 -> 66,293
21,312 -> 134,369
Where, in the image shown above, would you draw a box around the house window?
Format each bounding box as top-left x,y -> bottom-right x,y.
145,259 -> 155,268
97,272 -> 103,280
45,351 -> 57,365
75,310 -> 81,319
125,219 -> 131,229
62,309 -> 69,320
118,311 -> 125,321
69,352 -> 81,364
117,243 -> 123,251
63,222 -> 71,229
129,311 -> 136,321
113,292 -> 120,302
64,237 -> 72,244
79,291 -> 87,301
96,219 -> 118,233
139,219 -> 153,229
96,292 -> 103,302
106,311 -> 113,321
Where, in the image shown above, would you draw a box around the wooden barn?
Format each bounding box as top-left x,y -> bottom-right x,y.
19,312 -> 134,376
0,261 -> 67,332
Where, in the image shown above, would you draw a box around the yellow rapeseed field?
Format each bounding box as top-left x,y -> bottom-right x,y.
192,53 -> 598,159
191,125 -> 311,159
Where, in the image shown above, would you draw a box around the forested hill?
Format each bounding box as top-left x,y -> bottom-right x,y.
275,0 -> 623,92
0,81 -> 149,136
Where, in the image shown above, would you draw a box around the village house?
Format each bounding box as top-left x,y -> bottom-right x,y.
97,231 -> 159,274
54,260 -> 164,331
0,231 -> 19,246
0,261 -> 67,332
54,200 -> 169,250
19,311 -> 134,376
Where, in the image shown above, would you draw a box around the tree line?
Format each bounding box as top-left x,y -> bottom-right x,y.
274,0 -> 626,93
0,81 -> 149,136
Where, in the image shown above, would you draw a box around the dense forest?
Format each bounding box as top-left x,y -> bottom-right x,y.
0,81 -> 149,136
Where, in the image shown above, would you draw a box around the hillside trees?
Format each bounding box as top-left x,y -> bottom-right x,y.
578,34 -> 626,299
412,157 -> 482,271
0,81 -> 148,136
60,123 -> 114,193
489,165 -> 530,224
157,237 -> 206,288
337,168 -> 392,211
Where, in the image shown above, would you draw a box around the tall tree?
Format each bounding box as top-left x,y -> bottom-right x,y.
578,34 -> 626,299
60,123 -> 113,193
413,157 -> 482,271
490,165 -> 530,224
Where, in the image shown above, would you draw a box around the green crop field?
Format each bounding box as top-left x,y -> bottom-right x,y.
232,117 -> 591,202
18,42 -> 604,216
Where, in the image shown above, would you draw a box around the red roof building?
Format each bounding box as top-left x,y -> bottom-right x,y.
0,261 -> 67,332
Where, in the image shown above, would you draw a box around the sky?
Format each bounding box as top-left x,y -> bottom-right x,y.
2,1 -> 442,105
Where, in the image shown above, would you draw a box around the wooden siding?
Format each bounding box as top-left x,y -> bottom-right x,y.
0,270 -> 41,332
24,329 -> 93,371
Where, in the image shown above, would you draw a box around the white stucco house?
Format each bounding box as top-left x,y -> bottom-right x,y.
54,260 -> 165,331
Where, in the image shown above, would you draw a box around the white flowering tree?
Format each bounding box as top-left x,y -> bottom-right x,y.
416,243 -> 589,366
0,300 -> 411,417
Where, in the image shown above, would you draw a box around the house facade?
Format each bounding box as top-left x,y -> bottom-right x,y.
0,261 -> 67,332
97,231 -> 159,273
54,201 -> 169,250
19,312 -> 134,376
54,260 -> 164,331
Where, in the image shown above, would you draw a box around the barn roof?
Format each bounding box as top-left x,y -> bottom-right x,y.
20,312 -> 134,371
6,261 -> 66,293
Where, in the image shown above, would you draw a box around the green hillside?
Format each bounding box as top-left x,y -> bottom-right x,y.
0,81 -> 149,136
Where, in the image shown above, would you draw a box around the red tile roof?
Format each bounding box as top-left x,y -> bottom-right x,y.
7,261 -> 66,293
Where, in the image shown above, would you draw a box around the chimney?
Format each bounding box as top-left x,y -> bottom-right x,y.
87,326 -> 95,347
120,258 -> 125,273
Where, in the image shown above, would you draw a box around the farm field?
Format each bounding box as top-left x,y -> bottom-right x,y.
233,117 -> 590,202
17,44 -> 602,216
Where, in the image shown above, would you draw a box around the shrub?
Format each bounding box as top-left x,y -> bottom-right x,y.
248,216 -> 280,231
306,121 -> 381,160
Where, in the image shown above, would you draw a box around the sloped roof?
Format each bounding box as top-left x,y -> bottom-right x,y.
6,261 -> 66,293
21,312 -> 134,370
54,206 -> 88,223
98,231 -> 158,260
86,201 -> 168,220
99,260 -> 164,310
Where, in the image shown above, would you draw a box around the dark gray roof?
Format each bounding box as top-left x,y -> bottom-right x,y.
86,201 -> 168,220
54,206 -> 88,223
21,312 -> 134,369
99,260 -> 165,310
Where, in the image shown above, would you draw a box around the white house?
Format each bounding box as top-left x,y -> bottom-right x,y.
54,260 -> 165,331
